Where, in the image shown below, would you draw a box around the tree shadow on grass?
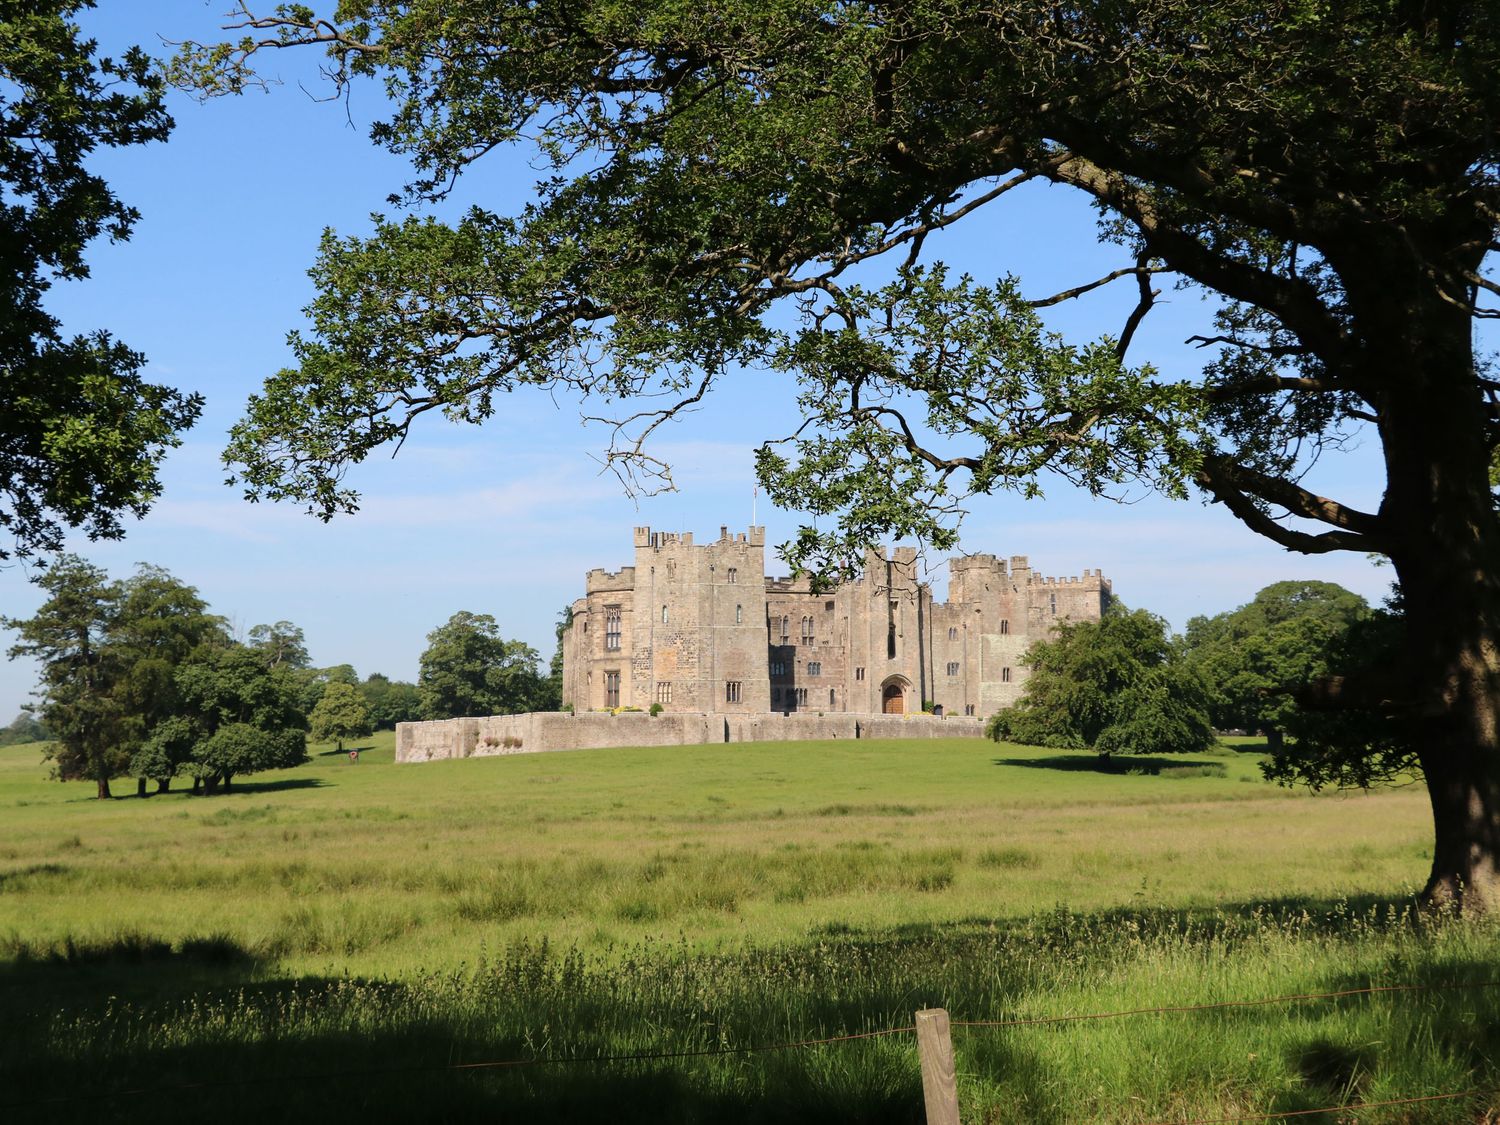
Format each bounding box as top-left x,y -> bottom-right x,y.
6,893 -> 1495,1125
993,753 -> 1226,775
209,776 -> 327,796
314,741 -> 380,759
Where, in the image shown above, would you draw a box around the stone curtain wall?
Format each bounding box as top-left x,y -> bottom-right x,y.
395,711 -> 985,763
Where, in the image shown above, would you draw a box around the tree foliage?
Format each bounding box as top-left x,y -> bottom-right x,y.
174,643 -> 308,791
309,679 -> 372,749
358,672 -> 422,730
248,620 -> 310,670
988,605 -> 1215,758
175,2 -> 1500,906
2,555 -> 124,797
0,710 -> 49,746
1182,581 -> 1371,745
1267,593 -> 1417,791
418,611 -> 546,720
0,1 -> 201,561
111,564 -> 226,790
4,558 -> 331,795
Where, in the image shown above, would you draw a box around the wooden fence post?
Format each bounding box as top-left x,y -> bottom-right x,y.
915,1007 -> 960,1125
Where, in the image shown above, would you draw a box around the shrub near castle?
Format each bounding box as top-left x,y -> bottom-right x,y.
989,605 -> 1216,759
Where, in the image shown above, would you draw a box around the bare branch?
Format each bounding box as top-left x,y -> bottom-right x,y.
1115,255 -> 1157,360
1027,264 -> 1163,308
1205,375 -> 1341,399
1187,334 -> 1312,358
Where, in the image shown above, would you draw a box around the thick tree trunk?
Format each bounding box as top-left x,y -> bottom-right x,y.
157,778 -> 170,794
1398,537 -> 1500,910
1418,744 -> 1500,909
1265,729 -> 1284,754
96,776 -> 111,800
1376,298 -> 1500,912
137,777 -> 147,798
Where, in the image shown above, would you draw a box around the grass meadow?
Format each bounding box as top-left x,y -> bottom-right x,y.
2,733 -> 1497,1122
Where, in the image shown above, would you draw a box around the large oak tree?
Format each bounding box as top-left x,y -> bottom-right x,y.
180,2 -> 1500,907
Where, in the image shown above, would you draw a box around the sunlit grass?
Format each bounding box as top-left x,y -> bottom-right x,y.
0,734 -> 1432,975
2,733 -> 1489,1122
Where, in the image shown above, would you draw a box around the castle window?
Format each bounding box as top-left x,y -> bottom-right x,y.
655,682 -> 672,704
772,686 -> 781,703
946,662 -> 960,676
736,604 -> 743,624
825,600 -> 835,612
801,616 -> 814,644
605,671 -> 620,708
780,616 -> 790,644
770,661 -> 785,677
948,626 -> 958,641
807,661 -> 821,676
794,687 -> 807,708
1000,619 -> 1009,635
725,681 -> 742,704
728,567 -> 738,584
667,561 -> 675,579
965,704 -> 975,716
661,605 -> 669,624
888,625 -> 896,659
855,667 -> 865,681
1050,593 -> 1057,616
1002,667 -> 1012,683
605,606 -> 621,651
829,689 -> 836,707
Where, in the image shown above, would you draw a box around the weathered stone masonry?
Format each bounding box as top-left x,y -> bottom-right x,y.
561,525 -> 1112,719
395,710 -> 985,763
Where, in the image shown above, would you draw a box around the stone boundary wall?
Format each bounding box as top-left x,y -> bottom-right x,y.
395,711 -> 985,763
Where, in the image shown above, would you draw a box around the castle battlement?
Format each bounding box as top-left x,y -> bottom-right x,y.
585,566 -> 637,593
634,525 -> 766,550
562,527 -> 1113,721
1029,570 -> 1107,588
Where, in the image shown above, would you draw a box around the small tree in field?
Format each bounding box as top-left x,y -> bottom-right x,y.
989,606 -> 1215,760
309,681 -> 372,750
175,644 -> 308,793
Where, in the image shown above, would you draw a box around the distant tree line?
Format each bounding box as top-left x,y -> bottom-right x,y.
989,580 -> 1400,790
3,557 -> 559,798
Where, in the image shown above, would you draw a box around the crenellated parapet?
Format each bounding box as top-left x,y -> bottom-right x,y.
585,566 -> 637,594
1027,568 -> 1112,592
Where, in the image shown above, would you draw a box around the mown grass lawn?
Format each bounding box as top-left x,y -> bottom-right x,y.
2,734 -> 1493,1123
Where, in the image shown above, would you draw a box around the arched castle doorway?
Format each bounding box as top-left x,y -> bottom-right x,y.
881,679 -> 907,715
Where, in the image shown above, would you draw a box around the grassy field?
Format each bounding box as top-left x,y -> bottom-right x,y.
2,733 -> 1496,1122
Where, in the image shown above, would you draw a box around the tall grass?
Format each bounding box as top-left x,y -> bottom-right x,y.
4,901 -> 1497,1122
1,735 -> 1492,1120
0,734 -> 1436,975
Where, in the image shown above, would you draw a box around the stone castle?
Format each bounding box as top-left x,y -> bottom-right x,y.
560,526 -> 1112,719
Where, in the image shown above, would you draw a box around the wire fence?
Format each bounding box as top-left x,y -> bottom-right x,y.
6,978 -> 1496,1121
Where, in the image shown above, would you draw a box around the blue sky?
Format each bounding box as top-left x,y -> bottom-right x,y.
0,2 -> 1399,718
